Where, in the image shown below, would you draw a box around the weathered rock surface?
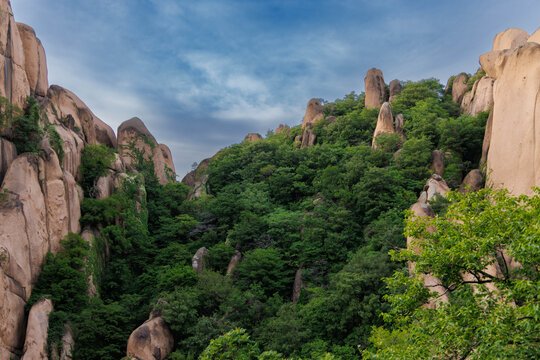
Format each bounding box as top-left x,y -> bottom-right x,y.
430,150 -> 445,176
371,102 -> 394,149
407,202 -> 449,308
182,158 -> 210,200
16,23 -> 47,96
529,27 -> 540,44
0,0 -> 30,108
20,298 -> 53,360
274,124 -> 290,135
461,76 -> 494,116
292,268 -> 305,303
118,117 -> 172,185
301,124 -> 316,148
483,41 -> 540,195
364,68 -> 386,109
226,250 -> 242,275
394,113 -> 404,137
418,174 -> 449,203
192,247 -> 208,274
480,110 -> 493,168
492,28 -> 529,51
50,324 -> 74,360
0,137 -> 16,183
302,98 -> 324,128
244,133 -> 262,142
389,79 -> 402,102
94,117 -> 117,149
459,169 -> 484,193
126,316 -> 174,360
159,144 -> 175,177
452,73 -> 469,104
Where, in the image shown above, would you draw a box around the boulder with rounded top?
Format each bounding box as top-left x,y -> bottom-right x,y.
389,79 -> 402,102
452,73 -> 468,104
126,315 -> 174,360
20,298 -> 53,360
492,28 -> 529,51
459,169 -> 484,193
244,133 -> 262,142
364,68 -> 386,109
302,98 -> 324,128
371,102 -> 394,148
192,247 -> 209,274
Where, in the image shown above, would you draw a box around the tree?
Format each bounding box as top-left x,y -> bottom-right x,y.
363,189 -> 540,359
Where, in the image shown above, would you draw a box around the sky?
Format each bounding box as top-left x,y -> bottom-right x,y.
10,0 -> 540,178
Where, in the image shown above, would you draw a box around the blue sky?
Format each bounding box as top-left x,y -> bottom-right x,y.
11,0 -> 540,177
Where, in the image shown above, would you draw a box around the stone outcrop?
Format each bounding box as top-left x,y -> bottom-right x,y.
492,28 -> 529,51
118,117 -> 174,185
407,202 -> 449,308
0,137 -> 16,183
16,23 -> 47,97
20,298 -> 53,360
480,33 -> 540,195
94,117 -> 117,149
0,1 -> 30,108
301,123 -> 316,148
364,68 -> 386,109
529,28 -> 540,44
243,133 -> 262,142
159,144 -> 175,177
461,76 -> 494,116
301,98 -> 324,128
388,79 -> 402,102
394,113 -> 404,138
274,124 -> 290,135
126,315 -> 174,360
50,324 -> 74,360
371,102 -> 394,149
182,158 -> 211,200
417,174 -> 449,203
192,247 -> 208,274
480,110 -> 493,168
430,150 -> 445,176
226,250 -> 242,275
292,268 -> 305,303
452,73 -> 468,104
459,169 -> 484,193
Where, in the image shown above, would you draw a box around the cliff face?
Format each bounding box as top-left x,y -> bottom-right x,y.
480,28 -> 540,196
0,2 -> 176,357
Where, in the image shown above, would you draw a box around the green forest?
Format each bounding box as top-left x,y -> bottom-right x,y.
24,77 -> 539,359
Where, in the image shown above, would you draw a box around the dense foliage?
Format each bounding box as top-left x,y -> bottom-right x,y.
28,78 -> 498,359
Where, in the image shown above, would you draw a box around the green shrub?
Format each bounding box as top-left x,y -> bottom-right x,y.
12,96 -> 43,154
80,144 -> 116,197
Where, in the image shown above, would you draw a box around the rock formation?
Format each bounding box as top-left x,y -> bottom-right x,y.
20,298 -> 53,360
364,68 -> 386,109
301,123 -> 317,148
118,117 -> 174,185
274,124 -> 290,135
461,76 -> 494,116
417,174 -> 449,203
226,250 -> 242,275
192,247 -> 208,274
430,150 -> 445,176
492,28 -> 529,51
394,113 -> 405,138
243,133 -> 262,142
407,202 -> 449,308
480,30 -> 540,196
126,315 -> 174,360
0,137 -> 16,183
371,102 -> 394,149
302,98 -> 324,128
0,1 -> 30,108
16,23 -> 47,97
451,73 -> 468,104
388,79 -> 402,102
292,268 -> 305,303
528,27 -> 540,44
480,110 -> 493,168
459,169 -> 484,193
182,157 -> 211,200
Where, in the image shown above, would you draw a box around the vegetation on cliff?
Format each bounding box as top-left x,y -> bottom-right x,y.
25,77 -> 502,359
